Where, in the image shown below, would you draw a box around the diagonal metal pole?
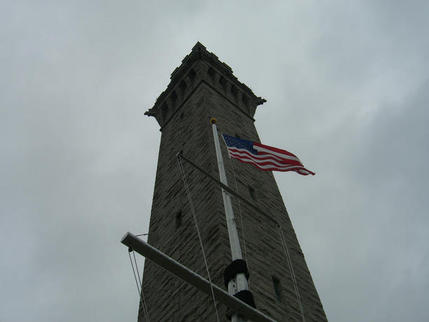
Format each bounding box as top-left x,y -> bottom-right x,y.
121,232 -> 276,322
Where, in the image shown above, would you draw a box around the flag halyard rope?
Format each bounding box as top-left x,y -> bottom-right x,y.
177,156 -> 221,322
278,228 -> 306,322
132,251 -> 151,322
128,249 -> 150,322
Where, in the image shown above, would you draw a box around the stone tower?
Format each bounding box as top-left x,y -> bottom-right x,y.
140,42 -> 327,321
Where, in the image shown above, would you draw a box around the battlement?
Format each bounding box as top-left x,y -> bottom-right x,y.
145,42 -> 266,129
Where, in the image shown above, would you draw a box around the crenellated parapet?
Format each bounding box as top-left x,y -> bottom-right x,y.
145,42 -> 266,129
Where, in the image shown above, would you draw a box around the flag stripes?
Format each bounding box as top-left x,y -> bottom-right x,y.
222,134 -> 315,176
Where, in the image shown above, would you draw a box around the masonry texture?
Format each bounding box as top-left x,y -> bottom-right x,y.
140,43 -> 327,322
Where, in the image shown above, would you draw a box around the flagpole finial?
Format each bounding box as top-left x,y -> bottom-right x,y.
209,117 -> 217,124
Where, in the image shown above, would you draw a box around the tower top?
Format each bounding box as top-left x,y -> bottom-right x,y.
145,42 -> 266,129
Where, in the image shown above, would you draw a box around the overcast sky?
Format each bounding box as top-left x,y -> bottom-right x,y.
1,1 -> 428,321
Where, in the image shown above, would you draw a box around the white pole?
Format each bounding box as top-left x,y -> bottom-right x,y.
210,118 -> 249,322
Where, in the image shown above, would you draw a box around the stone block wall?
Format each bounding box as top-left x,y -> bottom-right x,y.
140,44 -> 327,322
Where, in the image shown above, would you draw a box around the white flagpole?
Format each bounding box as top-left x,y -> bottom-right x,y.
210,117 -> 249,322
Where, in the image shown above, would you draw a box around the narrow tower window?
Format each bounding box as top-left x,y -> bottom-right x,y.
242,94 -> 248,107
170,91 -> 178,106
175,211 -> 182,229
219,76 -> 227,90
272,276 -> 282,301
248,186 -> 256,201
188,69 -> 196,82
179,80 -> 187,95
231,85 -> 238,98
207,67 -> 215,80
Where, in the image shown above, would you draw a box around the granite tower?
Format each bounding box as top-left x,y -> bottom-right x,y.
140,42 -> 327,321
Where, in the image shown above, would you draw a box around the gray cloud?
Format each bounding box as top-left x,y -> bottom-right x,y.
1,0 -> 428,321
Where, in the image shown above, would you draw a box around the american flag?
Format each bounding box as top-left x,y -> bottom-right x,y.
222,134 -> 315,175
